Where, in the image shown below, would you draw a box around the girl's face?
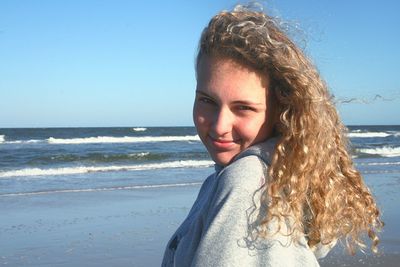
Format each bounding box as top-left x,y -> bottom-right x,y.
194,56 -> 275,166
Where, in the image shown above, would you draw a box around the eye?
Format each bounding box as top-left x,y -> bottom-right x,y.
197,96 -> 215,105
237,105 -> 255,111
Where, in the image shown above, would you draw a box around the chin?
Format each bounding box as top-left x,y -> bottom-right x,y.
211,153 -> 236,166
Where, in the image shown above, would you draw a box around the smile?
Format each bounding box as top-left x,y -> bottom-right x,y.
208,136 -> 239,150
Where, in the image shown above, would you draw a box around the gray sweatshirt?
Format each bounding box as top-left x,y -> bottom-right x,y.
162,138 -> 334,266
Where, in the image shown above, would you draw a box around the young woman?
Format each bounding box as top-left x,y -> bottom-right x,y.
162,5 -> 383,266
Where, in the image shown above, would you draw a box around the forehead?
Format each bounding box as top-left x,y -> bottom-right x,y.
196,56 -> 269,102
197,55 -> 269,86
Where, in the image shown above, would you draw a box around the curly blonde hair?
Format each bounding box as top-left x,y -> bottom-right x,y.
196,5 -> 383,254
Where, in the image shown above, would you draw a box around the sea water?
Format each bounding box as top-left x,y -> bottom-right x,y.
0,126 -> 400,197
0,127 -> 212,196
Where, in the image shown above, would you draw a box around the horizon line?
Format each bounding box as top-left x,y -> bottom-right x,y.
1,124 -> 400,129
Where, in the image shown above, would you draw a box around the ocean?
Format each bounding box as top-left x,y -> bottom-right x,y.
0,126 -> 400,197
1,126 -> 400,266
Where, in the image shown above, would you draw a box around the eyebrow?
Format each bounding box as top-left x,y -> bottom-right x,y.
195,90 -> 264,106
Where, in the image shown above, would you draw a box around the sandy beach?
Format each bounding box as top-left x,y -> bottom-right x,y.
0,185 -> 198,266
1,171 -> 400,266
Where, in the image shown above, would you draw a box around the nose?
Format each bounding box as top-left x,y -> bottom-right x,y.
212,106 -> 234,137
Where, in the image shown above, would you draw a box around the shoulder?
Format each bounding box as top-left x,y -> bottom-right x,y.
216,137 -> 278,192
217,154 -> 267,193
234,137 -> 277,165
199,171 -> 217,192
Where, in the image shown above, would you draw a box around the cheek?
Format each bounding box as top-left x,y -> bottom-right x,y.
237,115 -> 269,141
193,105 -> 207,131
193,104 -> 211,125
193,104 -> 201,124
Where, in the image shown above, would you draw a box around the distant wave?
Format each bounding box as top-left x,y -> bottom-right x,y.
2,135 -> 200,145
47,135 -> 200,144
348,132 -> 391,138
131,152 -> 149,157
361,170 -> 400,174
391,132 -> 400,137
132,127 -> 147,132
357,146 -> 400,157
28,152 -> 163,165
0,182 -> 203,197
357,161 -> 400,166
4,139 -> 41,144
0,160 -> 214,178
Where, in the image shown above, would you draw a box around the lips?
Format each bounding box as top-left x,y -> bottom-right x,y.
208,136 -> 239,150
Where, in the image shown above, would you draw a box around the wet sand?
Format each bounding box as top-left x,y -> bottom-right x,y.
1,172 -> 399,266
0,185 -> 198,266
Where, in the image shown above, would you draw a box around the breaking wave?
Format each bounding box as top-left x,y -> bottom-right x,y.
132,127 -> 147,132
0,160 -> 214,178
357,146 -> 400,157
47,135 -> 200,144
348,132 -> 391,138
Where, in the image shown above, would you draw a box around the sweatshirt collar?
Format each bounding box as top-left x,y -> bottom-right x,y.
213,137 -> 278,172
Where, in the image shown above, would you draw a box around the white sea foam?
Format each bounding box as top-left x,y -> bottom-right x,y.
0,182 -> 203,197
6,139 -> 41,144
348,132 -> 391,138
357,146 -> 400,157
128,152 -> 150,157
47,135 -> 200,144
0,135 -> 4,143
132,127 -> 147,132
0,160 -> 214,178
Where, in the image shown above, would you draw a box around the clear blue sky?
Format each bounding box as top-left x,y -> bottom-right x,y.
1,0 -> 399,127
